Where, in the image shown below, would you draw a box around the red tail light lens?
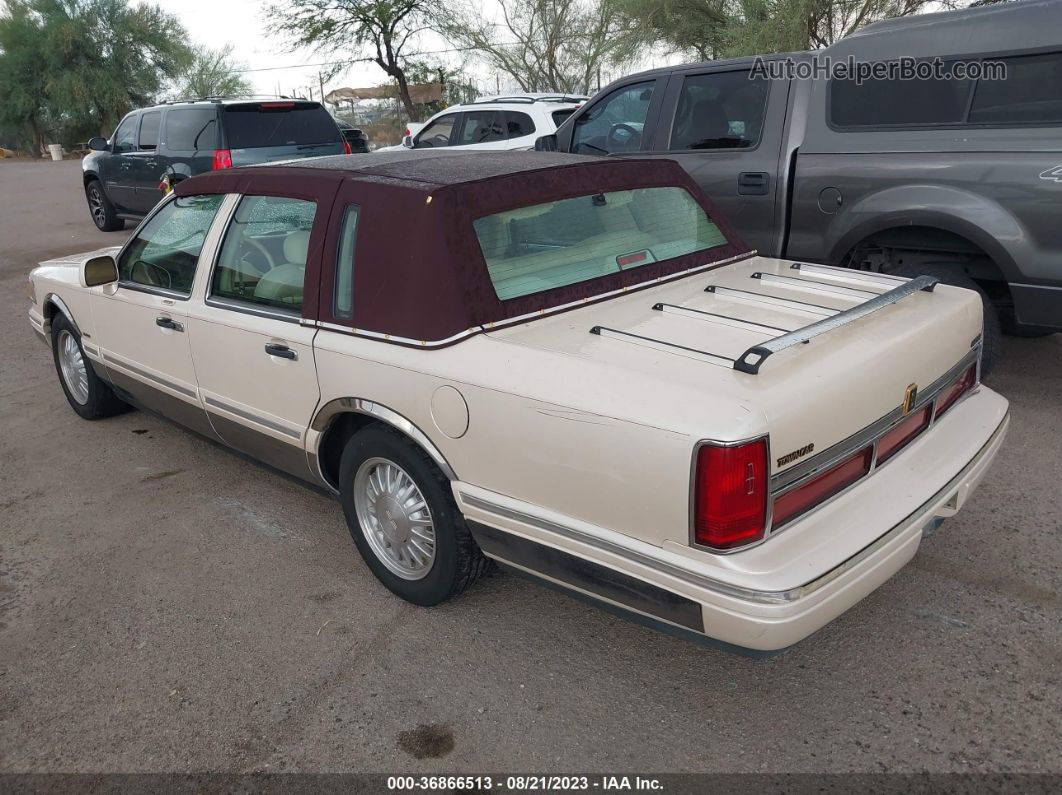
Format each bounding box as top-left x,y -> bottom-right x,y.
876,405 -> 932,465
693,439 -> 768,550
342,138 -> 353,155
772,446 -> 872,529
212,149 -> 233,170
935,364 -> 977,419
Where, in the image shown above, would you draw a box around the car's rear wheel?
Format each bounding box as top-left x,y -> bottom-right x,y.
85,179 -> 124,232
339,425 -> 488,605
51,314 -> 128,420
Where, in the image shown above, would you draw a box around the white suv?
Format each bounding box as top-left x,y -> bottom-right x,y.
383,94 -> 587,152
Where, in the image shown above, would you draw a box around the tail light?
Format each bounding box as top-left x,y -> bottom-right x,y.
404,127 -> 411,137
693,439 -> 768,550
772,447 -> 872,529
935,363 -> 977,419
342,138 -> 353,155
212,149 -> 233,170
876,405 -> 932,465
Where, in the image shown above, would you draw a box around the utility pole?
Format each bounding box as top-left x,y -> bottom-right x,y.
319,72 -> 326,107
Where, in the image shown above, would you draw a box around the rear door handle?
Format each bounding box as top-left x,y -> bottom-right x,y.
264,343 -> 297,360
737,171 -> 770,196
155,316 -> 183,332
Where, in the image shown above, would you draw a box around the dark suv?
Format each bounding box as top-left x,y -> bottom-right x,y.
83,98 -> 351,231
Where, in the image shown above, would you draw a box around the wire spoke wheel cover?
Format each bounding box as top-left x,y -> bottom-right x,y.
57,329 -> 89,405
88,185 -> 106,226
353,456 -> 436,580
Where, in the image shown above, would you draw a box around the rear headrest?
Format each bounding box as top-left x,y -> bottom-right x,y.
283,230 -> 311,265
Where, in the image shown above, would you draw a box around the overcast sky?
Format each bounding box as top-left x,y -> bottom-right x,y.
162,0 -> 683,101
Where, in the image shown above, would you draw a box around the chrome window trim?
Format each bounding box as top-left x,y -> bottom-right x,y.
204,295 -> 300,323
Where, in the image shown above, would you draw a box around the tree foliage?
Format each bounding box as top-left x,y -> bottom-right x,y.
434,0 -> 645,95
267,0 -> 429,121
175,46 -> 253,100
0,0 -> 192,154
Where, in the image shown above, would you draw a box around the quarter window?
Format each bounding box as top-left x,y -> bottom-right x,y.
968,52 -> 1062,124
112,114 -> 138,154
211,195 -> 317,313
505,111 -> 535,138
118,195 -> 224,295
139,111 -> 161,150
829,63 -> 973,128
669,71 -> 769,150
572,81 -> 654,155
333,206 -> 360,319
414,114 -> 458,148
164,107 -> 218,151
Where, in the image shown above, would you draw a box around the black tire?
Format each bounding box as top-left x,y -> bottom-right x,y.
339,424 -> 488,606
890,263 -> 1001,378
85,178 -> 124,232
50,313 -> 129,420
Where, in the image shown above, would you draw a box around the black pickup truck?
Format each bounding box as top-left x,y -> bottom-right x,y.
542,0 -> 1062,366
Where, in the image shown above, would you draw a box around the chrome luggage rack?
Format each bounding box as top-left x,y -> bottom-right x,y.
589,263 -> 938,375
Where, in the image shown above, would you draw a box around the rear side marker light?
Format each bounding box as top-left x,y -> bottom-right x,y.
693,439 -> 769,551
876,405 -> 932,465
212,149 -> 233,170
772,446 -> 872,529
935,364 -> 977,419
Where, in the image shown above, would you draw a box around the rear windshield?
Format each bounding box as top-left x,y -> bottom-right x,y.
222,102 -> 341,149
473,187 -> 727,300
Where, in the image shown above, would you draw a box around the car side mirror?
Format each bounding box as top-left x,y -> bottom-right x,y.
88,137 -> 109,152
534,134 -> 558,152
82,254 -> 119,288
402,135 -> 413,148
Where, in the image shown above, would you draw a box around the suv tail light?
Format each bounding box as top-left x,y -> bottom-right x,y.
342,138 -> 353,155
935,363 -> 977,419
212,149 -> 233,170
693,439 -> 768,550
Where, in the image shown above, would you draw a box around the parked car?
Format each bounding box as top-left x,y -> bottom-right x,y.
541,0 -> 1062,368
82,98 -> 353,232
28,150 -> 1008,653
335,118 -> 370,153
378,93 -> 588,152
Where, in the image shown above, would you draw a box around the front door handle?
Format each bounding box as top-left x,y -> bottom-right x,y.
264,343 -> 297,360
737,171 -> 770,196
155,316 -> 183,332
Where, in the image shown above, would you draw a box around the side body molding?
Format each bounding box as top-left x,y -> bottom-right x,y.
310,397 -> 458,483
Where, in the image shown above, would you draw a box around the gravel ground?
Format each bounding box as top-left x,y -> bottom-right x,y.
0,159 -> 1059,775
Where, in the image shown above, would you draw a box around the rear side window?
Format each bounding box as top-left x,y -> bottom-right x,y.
669,71 -> 769,150
473,187 -> 728,300
505,111 -> 535,138
551,108 -> 576,127
165,107 -> 218,151
139,111 -> 161,150
212,196 -> 317,313
457,110 -> 505,144
830,67 -> 973,127
222,103 -> 340,149
118,195 -> 224,295
968,52 -> 1062,124
333,206 -> 360,319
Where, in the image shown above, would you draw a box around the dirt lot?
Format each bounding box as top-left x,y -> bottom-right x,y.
1,159 -> 1060,775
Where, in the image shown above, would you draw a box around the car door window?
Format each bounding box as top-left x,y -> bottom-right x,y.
165,107 -> 219,151
669,71 -> 769,150
211,195 -> 317,313
117,194 -> 224,295
456,110 -> 505,144
505,111 -> 535,138
112,114 -> 138,154
572,82 -> 654,154
139,111 -> 161,150
414,114 -> 458,148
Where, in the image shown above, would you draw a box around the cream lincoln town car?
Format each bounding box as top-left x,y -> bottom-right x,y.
27,151 -> 1009,654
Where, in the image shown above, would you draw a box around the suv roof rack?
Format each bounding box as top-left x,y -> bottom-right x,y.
472,94 -> 587,105
158,93 -> 309,106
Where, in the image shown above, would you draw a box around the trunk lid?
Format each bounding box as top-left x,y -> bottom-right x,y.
485,255 -> 983,477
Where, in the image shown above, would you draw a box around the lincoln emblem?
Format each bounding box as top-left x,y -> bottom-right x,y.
903,383 -> 919,416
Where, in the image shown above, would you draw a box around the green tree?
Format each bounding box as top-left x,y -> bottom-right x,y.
266,0 -> 429,121
434,0 -> 645,95
175,45 -> 253,100
0,1 -> 52,155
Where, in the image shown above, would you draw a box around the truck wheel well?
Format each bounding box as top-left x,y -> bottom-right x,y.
842,226 -> 1011,305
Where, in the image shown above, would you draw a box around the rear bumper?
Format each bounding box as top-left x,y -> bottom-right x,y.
456,389 -> 1009,653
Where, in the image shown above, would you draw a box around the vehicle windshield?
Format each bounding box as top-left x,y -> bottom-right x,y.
473,187 -> 727,300
223,103 -> 341,148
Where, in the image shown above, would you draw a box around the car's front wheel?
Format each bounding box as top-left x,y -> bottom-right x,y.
339,425 -> 488,606
50,314 -> 128,420
85,179 -> 124,232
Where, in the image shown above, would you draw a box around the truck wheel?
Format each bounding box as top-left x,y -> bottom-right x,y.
51,314 -> 128,420
890,263 -> 1001,378
85,179 -> 124,232
338,425 -> 488,606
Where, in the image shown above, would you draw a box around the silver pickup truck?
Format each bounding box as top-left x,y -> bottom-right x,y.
542,0 -> 1062,370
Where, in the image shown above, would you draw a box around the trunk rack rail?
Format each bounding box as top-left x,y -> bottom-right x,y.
589,263 -> 939,375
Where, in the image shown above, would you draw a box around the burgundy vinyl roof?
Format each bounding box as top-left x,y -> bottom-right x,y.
177,151 -> 752,346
